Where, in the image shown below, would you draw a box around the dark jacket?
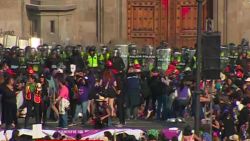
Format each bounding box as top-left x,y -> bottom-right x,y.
149,76 -> 165,96
140,78 -> 151,98
70,52 -> 84,70
112,56 -> 125,72
2,85 -> 16,104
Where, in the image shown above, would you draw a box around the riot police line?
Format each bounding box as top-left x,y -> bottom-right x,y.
0,41 -> 249,75
0,44 -> 198,74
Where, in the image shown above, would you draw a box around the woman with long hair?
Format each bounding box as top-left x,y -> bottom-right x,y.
39,73 -> 49,126
54,76 -> 69,129
101,69 -> 117,117
2,75 -> 18,129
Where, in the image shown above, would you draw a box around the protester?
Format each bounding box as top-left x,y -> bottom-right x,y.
54,76 -> 70,129
94,96 -> 111,128
39,73 -> 49,126
175,80 -> 191,120
71,74 -> 89,125
2,75 -> 17,129
101,68 -> 117,117
23,73 -> 37,128
126,66 -> 141,120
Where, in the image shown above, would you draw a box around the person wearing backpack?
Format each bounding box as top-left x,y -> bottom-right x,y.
54,76 -> 69,129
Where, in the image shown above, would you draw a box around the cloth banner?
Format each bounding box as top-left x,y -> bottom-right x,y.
0,128 -> 182,140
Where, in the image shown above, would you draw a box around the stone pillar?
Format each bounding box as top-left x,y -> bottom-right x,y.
215,0 -> 226,44
213,0 -> 218,31
97,0 -> 103,43
116,0 -> 121,42
121,0 -> 128,43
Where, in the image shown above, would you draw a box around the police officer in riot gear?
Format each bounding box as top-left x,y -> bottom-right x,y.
45,47 -> 61,70
64,45 -> 72,59
53,45 -> 66,70
38,45 -> 48,67
18,48 -> 27,74
128,45 -> 141,67
26,47 -> 41,74
99,45 -> 111,70
43,44 -> 50,58
77,44 -> 85,59
86,46 -> 99,70
9,46 -> 20,72
25,46 -> 32,59
142,45 -> 155,72
111,48 -> 125,75
70,46 -> 85,71
3,48 -> 11,63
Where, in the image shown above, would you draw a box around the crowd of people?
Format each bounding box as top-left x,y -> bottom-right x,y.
0,42 -> 249,140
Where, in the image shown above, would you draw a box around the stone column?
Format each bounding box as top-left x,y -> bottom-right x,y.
215,0 -> 226,44
223,0 -> 228,44
213,0 -> 218,31
101,0 -> 104,43
97,0 -> 104,43
116,0 -> 122,42
121,0 -> 127,43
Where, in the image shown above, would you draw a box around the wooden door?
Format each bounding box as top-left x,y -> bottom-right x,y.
175,0 -> 207,48
127,0 -> 167,47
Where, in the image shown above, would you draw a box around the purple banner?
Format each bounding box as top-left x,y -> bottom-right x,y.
57,129 -> 101,138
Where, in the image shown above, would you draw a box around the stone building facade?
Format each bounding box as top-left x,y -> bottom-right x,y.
0,0 -> 249,47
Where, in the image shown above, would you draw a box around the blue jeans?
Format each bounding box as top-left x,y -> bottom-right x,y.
156,95 -> 167,120
73,101 -> 88,123
59,114 -> 68,128
165,95 -> 175,118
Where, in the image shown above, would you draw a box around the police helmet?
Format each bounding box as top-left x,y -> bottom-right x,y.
37,45 -> 43,52
11,46 -> 19,54
18,49 -> 25,57
25,46 -> 32,53
89,46 -> 96,52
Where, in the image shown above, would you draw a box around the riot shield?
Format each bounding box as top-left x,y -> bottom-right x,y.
156,48 -> 171,72
115,44 -> 129,69
141,45 -> 155,72
220,46 -> 229,70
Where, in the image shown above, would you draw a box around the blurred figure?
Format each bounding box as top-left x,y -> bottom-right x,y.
125,66 -> 141,119
54,76 -> 69,129
2,76 -> 17,129
175,80 -> 191,119
101,62 -> 118,117
93,96 -> 111,129
23,74 -> 36,128
39,73 -> 49,126
71,74 -> 89,125
86,46 -> 99,72
70,46 -> 85,71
